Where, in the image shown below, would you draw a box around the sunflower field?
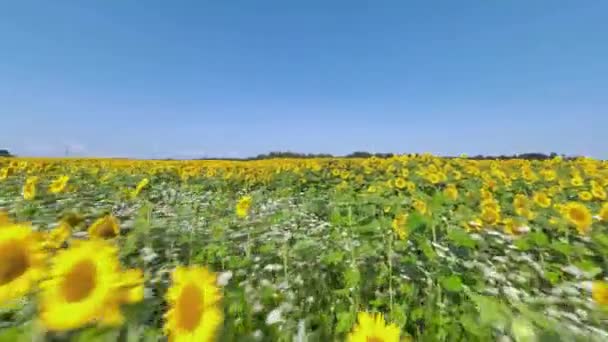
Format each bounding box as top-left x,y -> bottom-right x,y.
1,155 -> 608,341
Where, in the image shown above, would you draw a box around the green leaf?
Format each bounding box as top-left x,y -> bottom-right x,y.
335,311 -> 356,333
514,238 -> 531,251
530,231 -> 549,247
469,294 -> 511,329
416,236 -> 437,261
550,241 -> 573,256
447,227 -> 477,248
511,316 -> 537,342
440,275 -> 463,292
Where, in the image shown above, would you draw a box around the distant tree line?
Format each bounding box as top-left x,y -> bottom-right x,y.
0,148 -> 582,161
240,151 -> 572,160
0,149 -> 14,157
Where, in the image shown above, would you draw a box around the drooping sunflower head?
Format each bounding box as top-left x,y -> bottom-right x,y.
39,239 -> 138,331
0,223 -> 46,307
164,266 -> 223,342
88,215 -> 120,239
347,312 -> 400,342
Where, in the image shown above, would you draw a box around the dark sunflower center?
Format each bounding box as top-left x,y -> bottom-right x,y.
97,221 -> 117,238
62,260 -> 97,302
176,283 -> 204,331
0,242 -> 30,285
367,337 -> 384,342
570,208 -> 585,222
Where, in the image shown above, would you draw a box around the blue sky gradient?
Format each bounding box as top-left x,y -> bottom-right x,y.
1,1 -> 607,158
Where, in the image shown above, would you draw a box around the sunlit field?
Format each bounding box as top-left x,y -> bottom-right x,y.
1,155 -> 608,341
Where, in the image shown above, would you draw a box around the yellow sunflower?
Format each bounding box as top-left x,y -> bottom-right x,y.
22,176 -> 38,200
563,202 -> 592,235
164,266 -> 223,342
347,312 -> 400,342
391,213 -> 409,240
412,199 -> 427,215
578,191 -> 593,202
394,177 -> 407,190
480,206 -> 500,225
600,203 -> 608,222
49,175 -> 70,194
130,178 -> 150,198
0,210 -> 10,226
592,186 -> 606,200
88,215 -> 120,239
443,184 -> 458,201
533,191 -> 552,208
0,223 -> 46,307
592,281 -> 608,305
39,240 -> 143,331
236,195 -> 252,218
42,221 -> 72,250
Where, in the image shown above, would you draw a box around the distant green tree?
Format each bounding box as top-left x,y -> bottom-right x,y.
0,149 -> 13,157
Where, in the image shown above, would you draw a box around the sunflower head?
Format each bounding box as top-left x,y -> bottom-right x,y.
22,178 -> 37,200
42,221 -> 72,250
49,175 -> 70,194
39,240 -> 143,331
0,223 -> 46,307
236,195 -> 252,218
88,215 -> 120,239
347,312 -> 400,342
600,203 -> 608,222
533,192 -> 552,208
0,210 -> 10,226
164,266 -> 223,341
592,281 -> 608,305
391,213 -> 409,240
393,177 -> 406,189
563,202 -> 592,235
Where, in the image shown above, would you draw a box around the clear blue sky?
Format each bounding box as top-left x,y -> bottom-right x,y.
1,1 -> 607,159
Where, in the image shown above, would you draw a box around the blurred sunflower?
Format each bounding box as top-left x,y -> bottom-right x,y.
391,213 -> 409,240
0,223 -> 46,307
0,210 -> 10,226
236,195 -> 252,218
592,281 -> 608,305
347,312 -> 400,342
22,176 -> 38,200
49,175 -> 70,194
533,191 -> 552,208
591,185 -> 606,200
443,184 -> 458,201
563,202 -> 592,234
578,191 -> 593,202
42,221 -> 72,250
39,240 -> 143,331
164,266 -> 223,342
88,215 -> 120,239
130,178 -> 150,198
412,199 -> 427,215
599,203 -> 608,221
394,177 -> 407,190
480,205 -> 500,225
